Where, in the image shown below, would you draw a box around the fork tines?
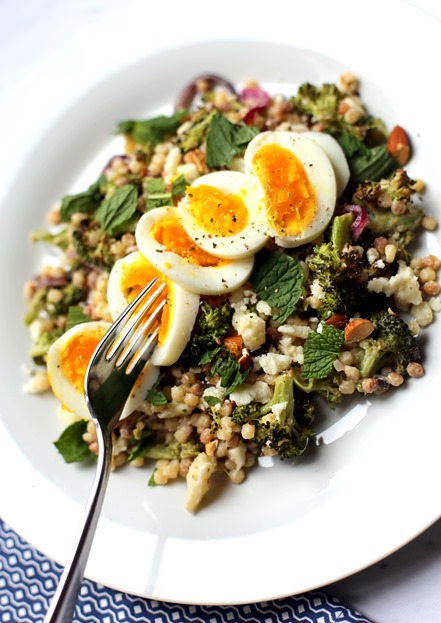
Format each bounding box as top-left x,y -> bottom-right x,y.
105,278 -> 166,373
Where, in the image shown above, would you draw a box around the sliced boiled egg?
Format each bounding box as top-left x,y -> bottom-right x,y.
244,130 -> 337,248
107,251 -> 200,366
302,130 -> 350,197
135,206 -> 254,295
47,320 -> 160,420
178,170 -> 269,259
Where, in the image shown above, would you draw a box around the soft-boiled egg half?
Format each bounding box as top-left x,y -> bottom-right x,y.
47,320 -> 160,420
178,170 -> 269,259
244,131 -> 337,248
135,206 -> 254,295
302,130 -> 350,197
107,251 -> 200,366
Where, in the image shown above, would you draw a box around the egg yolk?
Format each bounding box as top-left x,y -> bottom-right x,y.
150,213 -> 223,267
120,256 -> 164,303
59,328 -> 107,393
252,144 -> 316,237
120,255 -> 172,344
186,184 -> 248,237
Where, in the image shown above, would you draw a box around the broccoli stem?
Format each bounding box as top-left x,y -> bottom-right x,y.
331,213 -> 353,250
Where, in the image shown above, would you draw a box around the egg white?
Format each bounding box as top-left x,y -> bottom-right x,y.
135,206 -> 254,295
47,320 -> 160,420
178,170 -> 269,259
302,130 -> 350,197
107,251 -> 200,367
244,130 -> 337,248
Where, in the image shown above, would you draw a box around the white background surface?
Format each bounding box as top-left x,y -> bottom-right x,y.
1,1 -> 441,621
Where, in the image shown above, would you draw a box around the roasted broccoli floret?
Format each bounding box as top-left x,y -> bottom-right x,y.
29,327 -> 64,364
358,309 -> 421,378
307,241 -> 368,320
352,169 -> 423,253
180,300 -> 232,364
231,373 -> 315,460
292,83 -> 345,133
291,367 -> 343,404
71,219 -> 115,269
30,226 -> 71,251
291,82 -> 385,140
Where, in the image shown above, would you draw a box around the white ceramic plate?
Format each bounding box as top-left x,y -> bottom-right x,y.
1,0 -> 441,606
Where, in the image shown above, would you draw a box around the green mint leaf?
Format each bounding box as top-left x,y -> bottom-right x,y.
95,184 -> 138,235
59,176 -> 105,222
335,132 -> 397,183
199,346 -> 223,366
116,110 -> 187,149
205,112 -> 259,167
143,177 -> 171,211
334,131 -> 369,159
179,109 -> 216,152
65,306 -> 93,331
349,145 -> 398,183
204,347 -> 250,396
127,429 -> 155,462
303,325 -> 344,379
171,174 -> 188,197
204,395 -> 221,407
145,372 -> 168,407
54,420 -> 94,463
251,250 -> 304,324
148,470 -> 158,486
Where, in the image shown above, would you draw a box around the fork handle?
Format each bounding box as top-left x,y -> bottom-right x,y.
43,428 -> 112,623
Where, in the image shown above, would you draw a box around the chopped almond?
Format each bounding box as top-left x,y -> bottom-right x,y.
344,318 -> 375,343
222,334 -> 243,358
386,125 -> 411,166
324,313 -> 347,329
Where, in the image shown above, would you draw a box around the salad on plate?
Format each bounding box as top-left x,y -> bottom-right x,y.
23,72 -> 440,513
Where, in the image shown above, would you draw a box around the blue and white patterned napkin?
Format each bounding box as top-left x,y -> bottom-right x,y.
0,519 -> 372,623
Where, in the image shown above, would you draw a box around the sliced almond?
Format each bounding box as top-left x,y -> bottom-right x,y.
386,125 -> 411,166
324,313 -> 348,329
344,318 -> 375,343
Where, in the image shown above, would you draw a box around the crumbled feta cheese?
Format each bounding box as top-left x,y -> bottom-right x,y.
256,352 -> 292,375
277,323 -> 311,340
230,380 -> 272,406
367,262 -> 422,309
232,311 -> 266,351
203,386 -> 224,403
278,337 -> 304,364
163,146 -> 182,183
271,401 -> 288,420
310,278 -> 325,300
176,162 -> 200,184
256,299 -> 272,318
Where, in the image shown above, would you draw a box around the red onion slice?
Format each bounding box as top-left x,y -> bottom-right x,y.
336,204 -> 368,242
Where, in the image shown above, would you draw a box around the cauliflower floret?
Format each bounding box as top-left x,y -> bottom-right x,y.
230,380 -> 272,406
185,452 -> 217,513
256,352 -> 292,375
232,311 -> 266,351
367,261 -> 422,310
278,337 -> 304,364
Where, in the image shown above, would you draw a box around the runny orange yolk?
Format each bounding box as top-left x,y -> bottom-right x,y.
150,213 -> 223,267
120,255 -> 170,345
252,144 -> 316,237
59,327 -> 107,393
186,184 -> 248,237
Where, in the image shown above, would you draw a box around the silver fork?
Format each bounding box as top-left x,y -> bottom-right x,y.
43,277 -> 166,623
